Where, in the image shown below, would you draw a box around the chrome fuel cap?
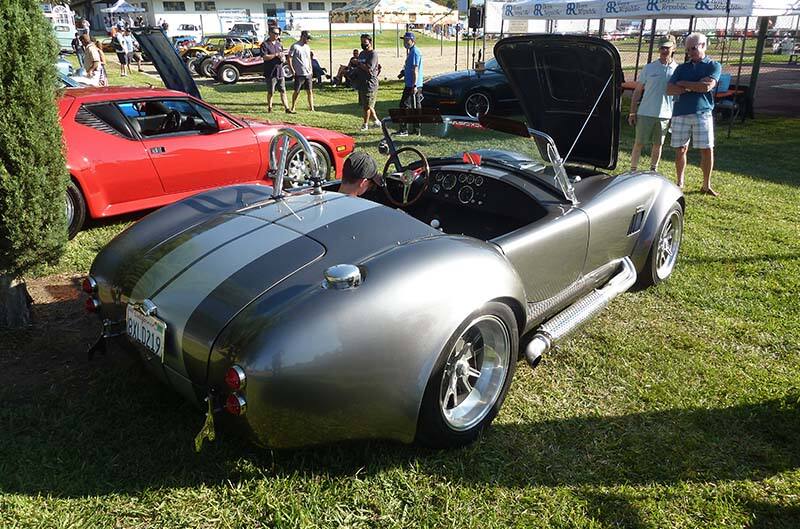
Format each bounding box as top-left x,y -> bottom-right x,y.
323,264 -> 362,290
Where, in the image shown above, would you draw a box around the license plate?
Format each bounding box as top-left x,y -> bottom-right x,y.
126,304 -> 167,360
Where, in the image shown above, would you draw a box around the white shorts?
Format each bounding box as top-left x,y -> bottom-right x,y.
670,111 -> 714,149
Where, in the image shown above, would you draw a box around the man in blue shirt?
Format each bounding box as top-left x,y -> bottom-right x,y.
397,31 -> 423,135
666,32 -> 722,196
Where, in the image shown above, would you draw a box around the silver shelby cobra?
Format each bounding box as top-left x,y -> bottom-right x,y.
85,36 -> 684,449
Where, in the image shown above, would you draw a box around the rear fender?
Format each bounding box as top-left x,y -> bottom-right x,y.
629,173 -> 684,272
208,236 -> 527,448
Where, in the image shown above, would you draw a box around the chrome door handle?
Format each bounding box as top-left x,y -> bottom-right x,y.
150,146 -> 166,154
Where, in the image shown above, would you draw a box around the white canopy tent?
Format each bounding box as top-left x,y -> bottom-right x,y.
100,0 -> 145,13
326,0 -> 458,79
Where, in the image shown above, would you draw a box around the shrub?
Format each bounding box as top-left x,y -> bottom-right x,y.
0,0 -> 69,279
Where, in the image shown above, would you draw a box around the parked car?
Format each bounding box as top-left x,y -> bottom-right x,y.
228,22 -> 262,40
60,28 -> 354,238
83,35 -> 684,450
210,54 -> 293,84
171,23 -> 203,42
180,34 -> 259,74
422,58 -> 519,118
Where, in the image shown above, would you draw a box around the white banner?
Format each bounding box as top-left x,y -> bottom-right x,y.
502,0 -> 800,19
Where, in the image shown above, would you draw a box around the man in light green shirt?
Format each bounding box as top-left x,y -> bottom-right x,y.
628,36 -> 677,172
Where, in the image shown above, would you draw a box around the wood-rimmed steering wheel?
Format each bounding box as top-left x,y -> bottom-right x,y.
381,147 -> 430,207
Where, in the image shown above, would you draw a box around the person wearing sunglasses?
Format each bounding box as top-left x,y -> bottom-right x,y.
666,32 -> 722,196
628,36 -> 678,173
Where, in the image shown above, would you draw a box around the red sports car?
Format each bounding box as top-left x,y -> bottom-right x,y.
60,28 -> 354,238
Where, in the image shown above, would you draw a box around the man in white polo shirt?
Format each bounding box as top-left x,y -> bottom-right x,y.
628,36 -> 677,172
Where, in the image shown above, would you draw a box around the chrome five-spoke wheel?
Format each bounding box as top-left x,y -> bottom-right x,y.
655,208 -> 683,280
464,92 -> 491,118
439,314 -> 511,431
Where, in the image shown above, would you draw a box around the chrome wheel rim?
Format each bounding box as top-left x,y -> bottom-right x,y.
465,93 -> 490,118
286,147 -> 329,185
439,315 -> 510,431
221,68 -> 236,82
65,193 -> 74,228
655,209 -> 683,280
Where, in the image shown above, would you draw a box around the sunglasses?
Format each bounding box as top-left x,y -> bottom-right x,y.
687,44 -> 705,51
659,46 -> 672,51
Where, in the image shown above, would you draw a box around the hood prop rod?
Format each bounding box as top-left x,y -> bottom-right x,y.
563,73 -> 614,166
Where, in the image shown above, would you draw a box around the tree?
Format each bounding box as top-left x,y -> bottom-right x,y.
0,0 -> 69,327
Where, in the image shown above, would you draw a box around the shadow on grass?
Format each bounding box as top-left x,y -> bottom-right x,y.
1,299 -> 798,499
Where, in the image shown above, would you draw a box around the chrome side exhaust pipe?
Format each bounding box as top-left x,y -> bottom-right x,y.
524,257 -> 637,368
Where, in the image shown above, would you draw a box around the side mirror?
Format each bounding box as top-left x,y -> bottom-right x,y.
215,114 -> 235,131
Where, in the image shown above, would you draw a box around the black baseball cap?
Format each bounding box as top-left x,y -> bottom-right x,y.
301,30 -> 312,39
342,151 -> 378,183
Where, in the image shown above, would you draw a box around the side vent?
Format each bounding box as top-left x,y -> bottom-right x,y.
627,207 -> 645,235
75,106 -> 123,137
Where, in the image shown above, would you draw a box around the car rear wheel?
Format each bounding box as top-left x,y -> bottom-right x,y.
66,180 -> 86,240
185,55 -> 198,73
464,91 -> 492,118
416,302 -> 518,448
284,142 -> 333,187
636,201 -> 683,288
218,64 -> 240,84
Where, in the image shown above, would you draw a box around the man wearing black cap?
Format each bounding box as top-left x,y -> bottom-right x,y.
397,31 -> 423,135
288,30 -> 315,112
339,151 -> 380,197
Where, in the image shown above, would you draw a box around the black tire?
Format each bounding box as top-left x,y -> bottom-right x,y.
415,302 -> 518,448
283,142 -> 333,187
464,90 -> 492,118
218,64 -> 240,84
199,56 -> 216,78
185,55 -> 198,73
635,201 -> 684,289
66,180 -> 86,240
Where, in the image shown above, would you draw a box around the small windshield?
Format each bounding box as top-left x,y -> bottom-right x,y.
383,114 -> 573,201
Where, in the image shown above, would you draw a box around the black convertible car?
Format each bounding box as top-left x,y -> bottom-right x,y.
422,58 -> 520,118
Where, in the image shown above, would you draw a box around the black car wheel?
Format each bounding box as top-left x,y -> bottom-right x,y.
199,56 -> 217,78
636,201 -> 684,289
464,91 -> 492,118
416,302 -> 518,448
284,142 -> 333,187
218,64 -> 240,84
66,180 -> 86,240
185,55 -> 199,73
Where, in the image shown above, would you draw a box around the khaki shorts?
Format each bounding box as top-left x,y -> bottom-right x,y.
358,88 -> 377,109
635,115 -> 670,145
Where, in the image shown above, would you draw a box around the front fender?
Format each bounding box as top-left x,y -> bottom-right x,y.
209,235 -> 527,448
628,172 -> 684,273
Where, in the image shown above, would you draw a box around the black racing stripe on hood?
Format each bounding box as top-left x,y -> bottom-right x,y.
181,235 -> 325,383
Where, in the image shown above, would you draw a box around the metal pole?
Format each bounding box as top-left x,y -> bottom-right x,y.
688,15 -> 694,34
500,17 -> 504,39
748,16 -> 769,120
634,21 -> 644,81
481,5 -> 486,65
396,23 -> 399,58
598,18 -> 605,37
646,18 -> 657,63
328,14 -> 333,85
455,23 -> 459,70
372,18 -> 376,49
728,16 -> 749,137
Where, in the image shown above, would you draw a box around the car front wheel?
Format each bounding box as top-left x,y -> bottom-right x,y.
283,142 -> 332,187
66,180 -> 86,240
416,302 -> 518,448
218,64 -> 240,84
464,91 -> 492,118
199,57 -> 216,77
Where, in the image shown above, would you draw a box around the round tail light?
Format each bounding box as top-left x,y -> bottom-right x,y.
82,276 -> 97,294
224,365 -> 246,391
85,297 -> 100,313
224,393 -> 247,416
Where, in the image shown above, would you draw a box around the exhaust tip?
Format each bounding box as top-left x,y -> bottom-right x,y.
524,335 -> 548,369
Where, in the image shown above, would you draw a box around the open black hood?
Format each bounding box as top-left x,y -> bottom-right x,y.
132,27 -> 202,100
493,35 -> 622,170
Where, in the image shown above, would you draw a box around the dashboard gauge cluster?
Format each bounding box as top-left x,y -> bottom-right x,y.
430,170 -> 487,206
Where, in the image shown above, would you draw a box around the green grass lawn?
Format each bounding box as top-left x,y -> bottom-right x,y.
2,67 -> 799,528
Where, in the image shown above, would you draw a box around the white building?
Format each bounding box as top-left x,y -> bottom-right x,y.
70,0 -> 364,36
